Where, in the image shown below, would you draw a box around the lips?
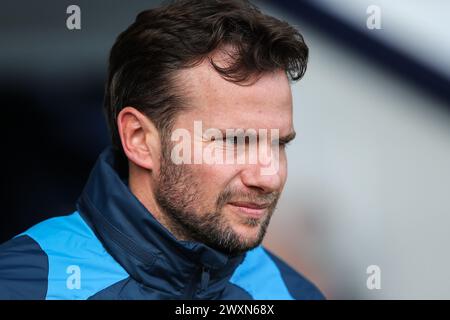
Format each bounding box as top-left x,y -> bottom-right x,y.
228,201 -> 270,218
228,201 -> 270,209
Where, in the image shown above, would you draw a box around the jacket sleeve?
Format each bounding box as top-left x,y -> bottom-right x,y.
0,235 -> 49,300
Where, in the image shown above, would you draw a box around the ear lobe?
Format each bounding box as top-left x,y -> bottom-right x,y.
117,106 -> 160,170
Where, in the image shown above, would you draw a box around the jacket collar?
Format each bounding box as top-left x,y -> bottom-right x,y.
76,146 -> 245,299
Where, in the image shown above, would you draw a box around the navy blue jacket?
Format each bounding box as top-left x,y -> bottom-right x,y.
0,147 -> 325,300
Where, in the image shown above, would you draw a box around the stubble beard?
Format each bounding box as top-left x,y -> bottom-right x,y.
154,143 -> 280,256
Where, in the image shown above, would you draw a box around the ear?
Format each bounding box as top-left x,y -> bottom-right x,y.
117,106 -> 160,170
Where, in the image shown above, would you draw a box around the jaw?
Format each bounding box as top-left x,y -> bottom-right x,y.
222,208 -> 266,245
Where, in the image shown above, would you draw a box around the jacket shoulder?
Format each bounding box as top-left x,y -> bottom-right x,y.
264,248 -> 325,300
0,234 -> 48,299
1,212 -> 129,300
229,246 -> 325,300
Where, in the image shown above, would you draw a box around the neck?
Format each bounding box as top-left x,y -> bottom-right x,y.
128,165 -> 194,242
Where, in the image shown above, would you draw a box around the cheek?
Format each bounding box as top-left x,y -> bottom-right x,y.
278,153 -> 288,187
187,163 -> 238,194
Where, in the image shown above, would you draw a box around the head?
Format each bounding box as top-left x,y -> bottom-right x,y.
104,0 -> 308,256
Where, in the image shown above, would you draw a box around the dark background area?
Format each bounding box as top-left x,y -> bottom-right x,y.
0,0 -> 148,242
1,74 -> 107,242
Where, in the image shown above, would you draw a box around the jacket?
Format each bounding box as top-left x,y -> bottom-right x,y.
0,147 -> 325,300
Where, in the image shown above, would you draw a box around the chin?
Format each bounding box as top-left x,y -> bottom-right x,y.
232,223 -> 263,245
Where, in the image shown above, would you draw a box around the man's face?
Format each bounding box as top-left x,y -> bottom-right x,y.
155,60 -> 294,256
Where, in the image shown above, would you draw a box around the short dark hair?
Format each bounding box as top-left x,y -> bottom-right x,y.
104,0 -> 309,153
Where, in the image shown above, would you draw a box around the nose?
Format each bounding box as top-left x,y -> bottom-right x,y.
239,163 -> 284,194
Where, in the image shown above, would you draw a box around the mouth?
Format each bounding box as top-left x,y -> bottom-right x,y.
227,201 -> 270,219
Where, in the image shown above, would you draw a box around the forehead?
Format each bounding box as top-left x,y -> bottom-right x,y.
176,57 -> 293,133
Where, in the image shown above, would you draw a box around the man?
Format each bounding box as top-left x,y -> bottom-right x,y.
0,0 -> 324,299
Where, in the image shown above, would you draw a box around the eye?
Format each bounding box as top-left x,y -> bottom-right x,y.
224,136 -> 239,145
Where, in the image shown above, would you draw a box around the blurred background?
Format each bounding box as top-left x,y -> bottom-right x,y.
1,0 -> 449,299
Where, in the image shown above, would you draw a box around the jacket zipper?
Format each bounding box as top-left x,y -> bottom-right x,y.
183,266 -> 210,299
